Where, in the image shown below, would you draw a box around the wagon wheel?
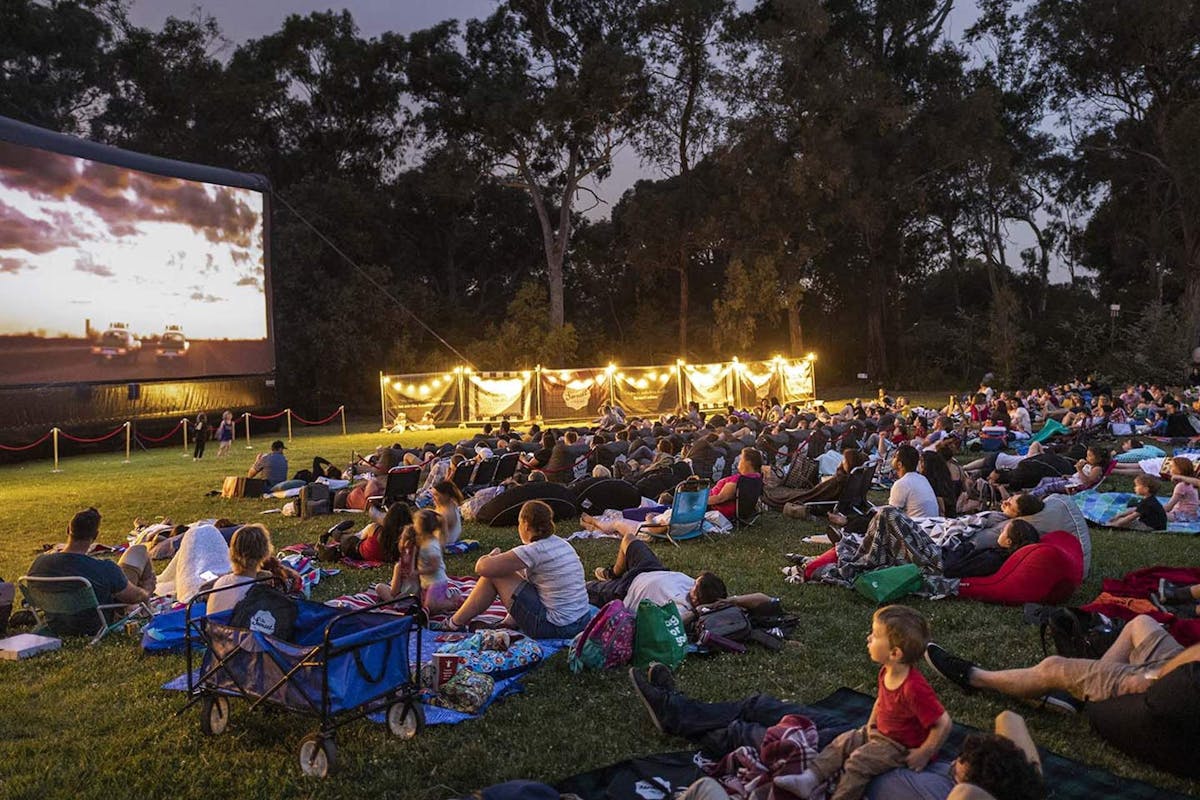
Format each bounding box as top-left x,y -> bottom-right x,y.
387,700 -> 425,739
199,695 -> 229,736
298,733 -> 338,778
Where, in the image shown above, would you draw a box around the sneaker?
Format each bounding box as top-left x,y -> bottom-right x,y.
1040,690 -> 1084,714
924,643 -> 977,694
647,661 -> 675,692
628,666 -> 667,734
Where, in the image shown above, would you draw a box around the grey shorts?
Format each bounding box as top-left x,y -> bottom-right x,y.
1068,625 -> 1183,701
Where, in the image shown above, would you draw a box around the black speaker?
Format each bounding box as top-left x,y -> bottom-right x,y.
127,383 -> 140,401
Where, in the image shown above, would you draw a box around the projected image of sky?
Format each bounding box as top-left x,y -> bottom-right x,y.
0,140 -> 266,340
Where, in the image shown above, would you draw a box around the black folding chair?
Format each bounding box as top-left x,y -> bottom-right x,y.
804,461 -> 877,517
491,452 -> 520,485
368,467 -> 421,509
734,474 -> 763,527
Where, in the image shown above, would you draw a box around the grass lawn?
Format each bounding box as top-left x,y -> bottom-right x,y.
0,420 -> 1197,800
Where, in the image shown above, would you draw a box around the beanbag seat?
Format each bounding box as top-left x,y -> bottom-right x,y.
1086,662 -> 1200,778
1019,493 -> 1092,578
573,478 -> 642,515
957,530 -> 1083,605
475,482 -> 579,527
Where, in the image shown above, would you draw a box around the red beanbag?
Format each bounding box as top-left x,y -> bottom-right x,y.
957,530 -> 1083,605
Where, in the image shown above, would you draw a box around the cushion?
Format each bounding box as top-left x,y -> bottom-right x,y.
475,482 -> 579,527
573,478 -> 641,515
1086,662 -> 1200,778
1020,493 -> 1092,578
957,530 -> 1084,605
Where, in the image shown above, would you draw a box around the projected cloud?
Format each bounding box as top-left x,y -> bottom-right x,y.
0,140 -> 267,340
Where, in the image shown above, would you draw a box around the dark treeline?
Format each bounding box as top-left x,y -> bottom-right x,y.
3,0 -> 1198,410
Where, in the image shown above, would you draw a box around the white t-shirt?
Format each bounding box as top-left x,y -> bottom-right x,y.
1010,406 -> 1032,434
624,570 -> 694,617
205,573 -> 257,616
888,472 -> 940,518
511,535 -> 589,626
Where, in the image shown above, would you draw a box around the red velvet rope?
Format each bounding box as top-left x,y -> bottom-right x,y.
0,430 -> 53,452
135,420 -> 186,443
248,409 -> 289,421
59,424 -> 126,443
292,408 -> 343,425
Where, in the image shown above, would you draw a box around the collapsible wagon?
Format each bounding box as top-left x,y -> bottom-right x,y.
181,584 -> 425,777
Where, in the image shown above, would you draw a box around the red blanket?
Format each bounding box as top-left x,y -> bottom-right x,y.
1080,566 -> 1200,646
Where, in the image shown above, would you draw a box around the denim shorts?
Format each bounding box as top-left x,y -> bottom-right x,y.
509,581 -> 590,639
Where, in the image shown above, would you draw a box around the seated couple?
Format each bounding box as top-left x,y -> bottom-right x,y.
630,605 -> 1042,800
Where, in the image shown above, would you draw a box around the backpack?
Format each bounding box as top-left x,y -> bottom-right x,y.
229,584 -> 297,641
1025,604 -> 1125,659
694,604 -> 753,653
568,600 -> 635,673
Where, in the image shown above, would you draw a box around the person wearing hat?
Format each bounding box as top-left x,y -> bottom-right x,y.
248,439 -> 289,487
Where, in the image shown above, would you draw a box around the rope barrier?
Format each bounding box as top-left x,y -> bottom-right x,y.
0,430 -> 53,452
292,408 -> 343,426
246,410 -> 288,422
135,420 -> 186,444
58,425 -> 127,444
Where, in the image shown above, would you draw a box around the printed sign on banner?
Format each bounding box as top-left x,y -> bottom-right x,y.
612,367 -> 679,418
467,372 -> 531,422
781,360 -> 815,402
540,369 -> 605,422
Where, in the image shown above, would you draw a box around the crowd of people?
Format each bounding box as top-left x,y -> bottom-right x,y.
12,373 -> 1200,799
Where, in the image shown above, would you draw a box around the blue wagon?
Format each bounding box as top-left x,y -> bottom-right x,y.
182,583 -> 424,777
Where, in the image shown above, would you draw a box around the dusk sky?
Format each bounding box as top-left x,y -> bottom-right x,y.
0,141 -> 267,339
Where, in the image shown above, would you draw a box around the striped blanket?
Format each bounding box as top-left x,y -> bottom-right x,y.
1073,491 -> 1200,534
326,575 -> 508,627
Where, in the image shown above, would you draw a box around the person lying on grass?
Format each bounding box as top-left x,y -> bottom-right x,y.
435,500 -> 591,638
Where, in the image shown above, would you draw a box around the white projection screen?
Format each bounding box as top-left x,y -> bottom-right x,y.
0,118 -> 273,387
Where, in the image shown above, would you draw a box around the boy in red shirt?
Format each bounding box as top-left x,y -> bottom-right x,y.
775,605 -> 951,800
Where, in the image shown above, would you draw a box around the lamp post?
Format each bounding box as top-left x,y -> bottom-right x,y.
1109,303 -> 1121,340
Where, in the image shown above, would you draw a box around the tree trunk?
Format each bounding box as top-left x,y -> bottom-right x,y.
547,239 -> 565,330
788,302 -> 804,356
678,248 -> 689,356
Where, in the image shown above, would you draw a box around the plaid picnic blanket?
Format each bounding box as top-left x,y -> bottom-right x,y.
1072,491 -> 1200,534
798,688 -> 1195,800
326,576 -> 509,627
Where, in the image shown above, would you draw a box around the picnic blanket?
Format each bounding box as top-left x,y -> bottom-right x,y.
326,576 -> 509,628
1072,491 -> 1200,533
1080,565 -> 1200,646
554,688 -> 1193,800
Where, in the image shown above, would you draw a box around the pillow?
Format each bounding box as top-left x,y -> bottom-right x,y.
1087,662 -> 1200,778
1020,493 -> 1092,578
573,478 -> 642,515
474,482 -> 578,527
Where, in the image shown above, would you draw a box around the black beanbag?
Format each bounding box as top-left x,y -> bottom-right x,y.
476,482 -> 579,527
1086,661 -> 1200,778
573,478 -> 642,514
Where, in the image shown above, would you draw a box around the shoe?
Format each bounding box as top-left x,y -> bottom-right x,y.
628,666 -> 667,734
429,618 -> 467,632
1158,579 -> 1194,605
1040,690 -> 1084,714
924,643 -> 977,694
647,661 -> 675,692
594,566 -> 615,581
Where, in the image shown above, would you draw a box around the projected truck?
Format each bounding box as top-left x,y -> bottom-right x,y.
91,322 -> 142,364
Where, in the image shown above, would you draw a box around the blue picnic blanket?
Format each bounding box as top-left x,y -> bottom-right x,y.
1073,491 -> 1200,534
162,627 -> 570,726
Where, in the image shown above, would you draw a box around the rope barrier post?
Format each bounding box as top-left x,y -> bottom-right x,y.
340,405 -> 347,436
244,412 -> 252,449
182,418 -> 190,457
123,421 -> 131,464
380,372 -> 387,432
51,428 -> 61,473
286,409 -> 293,441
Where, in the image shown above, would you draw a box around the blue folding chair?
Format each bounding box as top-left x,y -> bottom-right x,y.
638,479 -> 711,546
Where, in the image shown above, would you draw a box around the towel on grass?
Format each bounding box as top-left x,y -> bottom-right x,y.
1073,491 -> 1200,534
1080,565 -> 1200,646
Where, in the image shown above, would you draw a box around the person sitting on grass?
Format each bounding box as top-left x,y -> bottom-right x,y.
432,479 -> 464,546
376,509 -> 461,614
319,503 -> 411,562
205,524 -> 272,616
1106,474 -> 1168,531
587,531 -> 771,624
247,439 -> 289,488
1027,446 -> 1107,499
829,444 -> 938,533
26,508 -> 152,634
1163,456 -> 1200,523
436,500 -> 591,637
926,614 -> 1199,710
773,606 -> 951,800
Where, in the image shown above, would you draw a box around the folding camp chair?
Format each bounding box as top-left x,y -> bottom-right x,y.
18,575 -> 151,647
491,451 -> 520,485
471,457 -> 499,487
638,479 -> 711,546
369,466 -> 421,509
803,461 -> 877,518
734,475 -> 763,527
451,461 -> 474,493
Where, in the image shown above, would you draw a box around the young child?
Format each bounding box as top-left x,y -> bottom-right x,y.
1164,457 -> 1200,522
432,479 -> 464,547
215,410 -> 235,458
377,509 -> 460,614
774,606 -> 951,800
206,524 -> 272,616
1109,474 -> 1168,531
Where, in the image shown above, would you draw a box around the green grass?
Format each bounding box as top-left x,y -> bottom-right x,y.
0,423 -> 1197,799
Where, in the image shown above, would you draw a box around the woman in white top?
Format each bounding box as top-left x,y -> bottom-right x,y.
440,500 -> 590,638
205,524 -> 272,616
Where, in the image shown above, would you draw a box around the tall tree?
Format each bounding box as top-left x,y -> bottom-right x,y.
407,1 -> 649,330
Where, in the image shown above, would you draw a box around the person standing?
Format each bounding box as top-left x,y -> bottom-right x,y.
215,410 -> 235,458
192,412 -> 210,460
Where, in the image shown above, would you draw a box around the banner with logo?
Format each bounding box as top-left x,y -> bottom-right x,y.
539,368 -> 606,422
736,360 -> 784,408
466,372 -> 532,422
381,371 -> 459,426
682,362 -> 735,409
612,365 -> 680,418
781,360 -> 815,402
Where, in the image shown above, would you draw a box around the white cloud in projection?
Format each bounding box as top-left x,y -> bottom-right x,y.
0,140 -> 267,339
